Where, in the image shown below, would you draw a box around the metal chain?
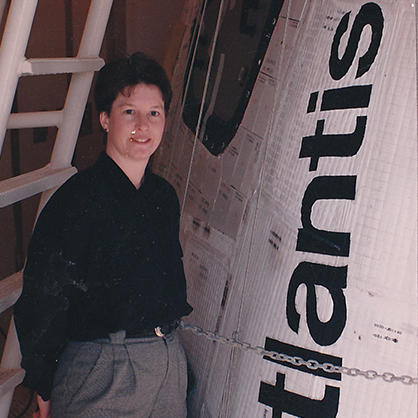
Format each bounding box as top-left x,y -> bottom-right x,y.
179,321 -> 418,385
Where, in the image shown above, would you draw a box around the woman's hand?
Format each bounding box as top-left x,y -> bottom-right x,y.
33,394 -> 51,418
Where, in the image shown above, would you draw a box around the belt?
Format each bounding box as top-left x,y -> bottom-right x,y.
127,319 -> 180,339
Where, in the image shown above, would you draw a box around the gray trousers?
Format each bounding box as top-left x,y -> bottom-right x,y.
50,330 -> 188,418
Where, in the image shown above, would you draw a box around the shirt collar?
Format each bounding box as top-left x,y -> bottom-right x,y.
95,152 -> 153,199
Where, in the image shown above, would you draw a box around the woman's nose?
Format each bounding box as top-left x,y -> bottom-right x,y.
134,114 -> 149,131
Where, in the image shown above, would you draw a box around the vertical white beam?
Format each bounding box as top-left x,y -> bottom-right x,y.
50,0 -> 114,168
0,0 -> 38,155
78,0 -> 114,56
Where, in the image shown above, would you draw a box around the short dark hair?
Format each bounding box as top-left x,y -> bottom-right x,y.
94,52 -> 172,115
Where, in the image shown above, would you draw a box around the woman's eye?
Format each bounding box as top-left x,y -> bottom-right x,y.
150,110 -> 160,116
124,109 -> 133,114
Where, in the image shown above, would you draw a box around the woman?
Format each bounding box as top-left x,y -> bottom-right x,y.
14,52 -> 192,418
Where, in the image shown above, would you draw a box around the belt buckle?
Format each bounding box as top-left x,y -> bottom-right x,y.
154,320 -> 179,337
154,326 -> 165,338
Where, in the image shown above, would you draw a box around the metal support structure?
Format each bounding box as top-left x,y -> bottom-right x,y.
0,0 -> 114,416
51,0 -> 113,168
0,0 -> 38,155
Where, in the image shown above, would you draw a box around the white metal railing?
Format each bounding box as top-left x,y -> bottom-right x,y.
0,0 -> 114,416
7,110 -> 64,130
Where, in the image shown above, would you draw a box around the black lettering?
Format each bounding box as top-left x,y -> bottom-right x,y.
286,262 -> 347,346
259,372 -> 340,417
299,117 -> 367,171
296,176 -> 356,256
329,2 -> 384,80
321,85 -> 372,111
307,91 -> 319,113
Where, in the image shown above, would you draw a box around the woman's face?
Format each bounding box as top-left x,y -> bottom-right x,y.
100,83 -> 166,168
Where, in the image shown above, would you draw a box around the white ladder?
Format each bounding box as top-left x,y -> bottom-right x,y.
0,0 -> 113,415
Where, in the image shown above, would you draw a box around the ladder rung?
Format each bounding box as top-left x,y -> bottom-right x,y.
0,166 -> 77,208
8,110 -> 63,130
0,369 -> 25,400
19,57 -> 104,76
0,272 -> 22,314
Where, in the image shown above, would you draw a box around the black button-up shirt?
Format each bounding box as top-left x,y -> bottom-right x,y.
14,152 -> 192,400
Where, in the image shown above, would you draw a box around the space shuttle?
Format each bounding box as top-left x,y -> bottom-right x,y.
0,0 -> 416,417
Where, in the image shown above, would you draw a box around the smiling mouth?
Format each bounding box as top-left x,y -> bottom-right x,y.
130,137 -> 150,143
129,129 -> 151,144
